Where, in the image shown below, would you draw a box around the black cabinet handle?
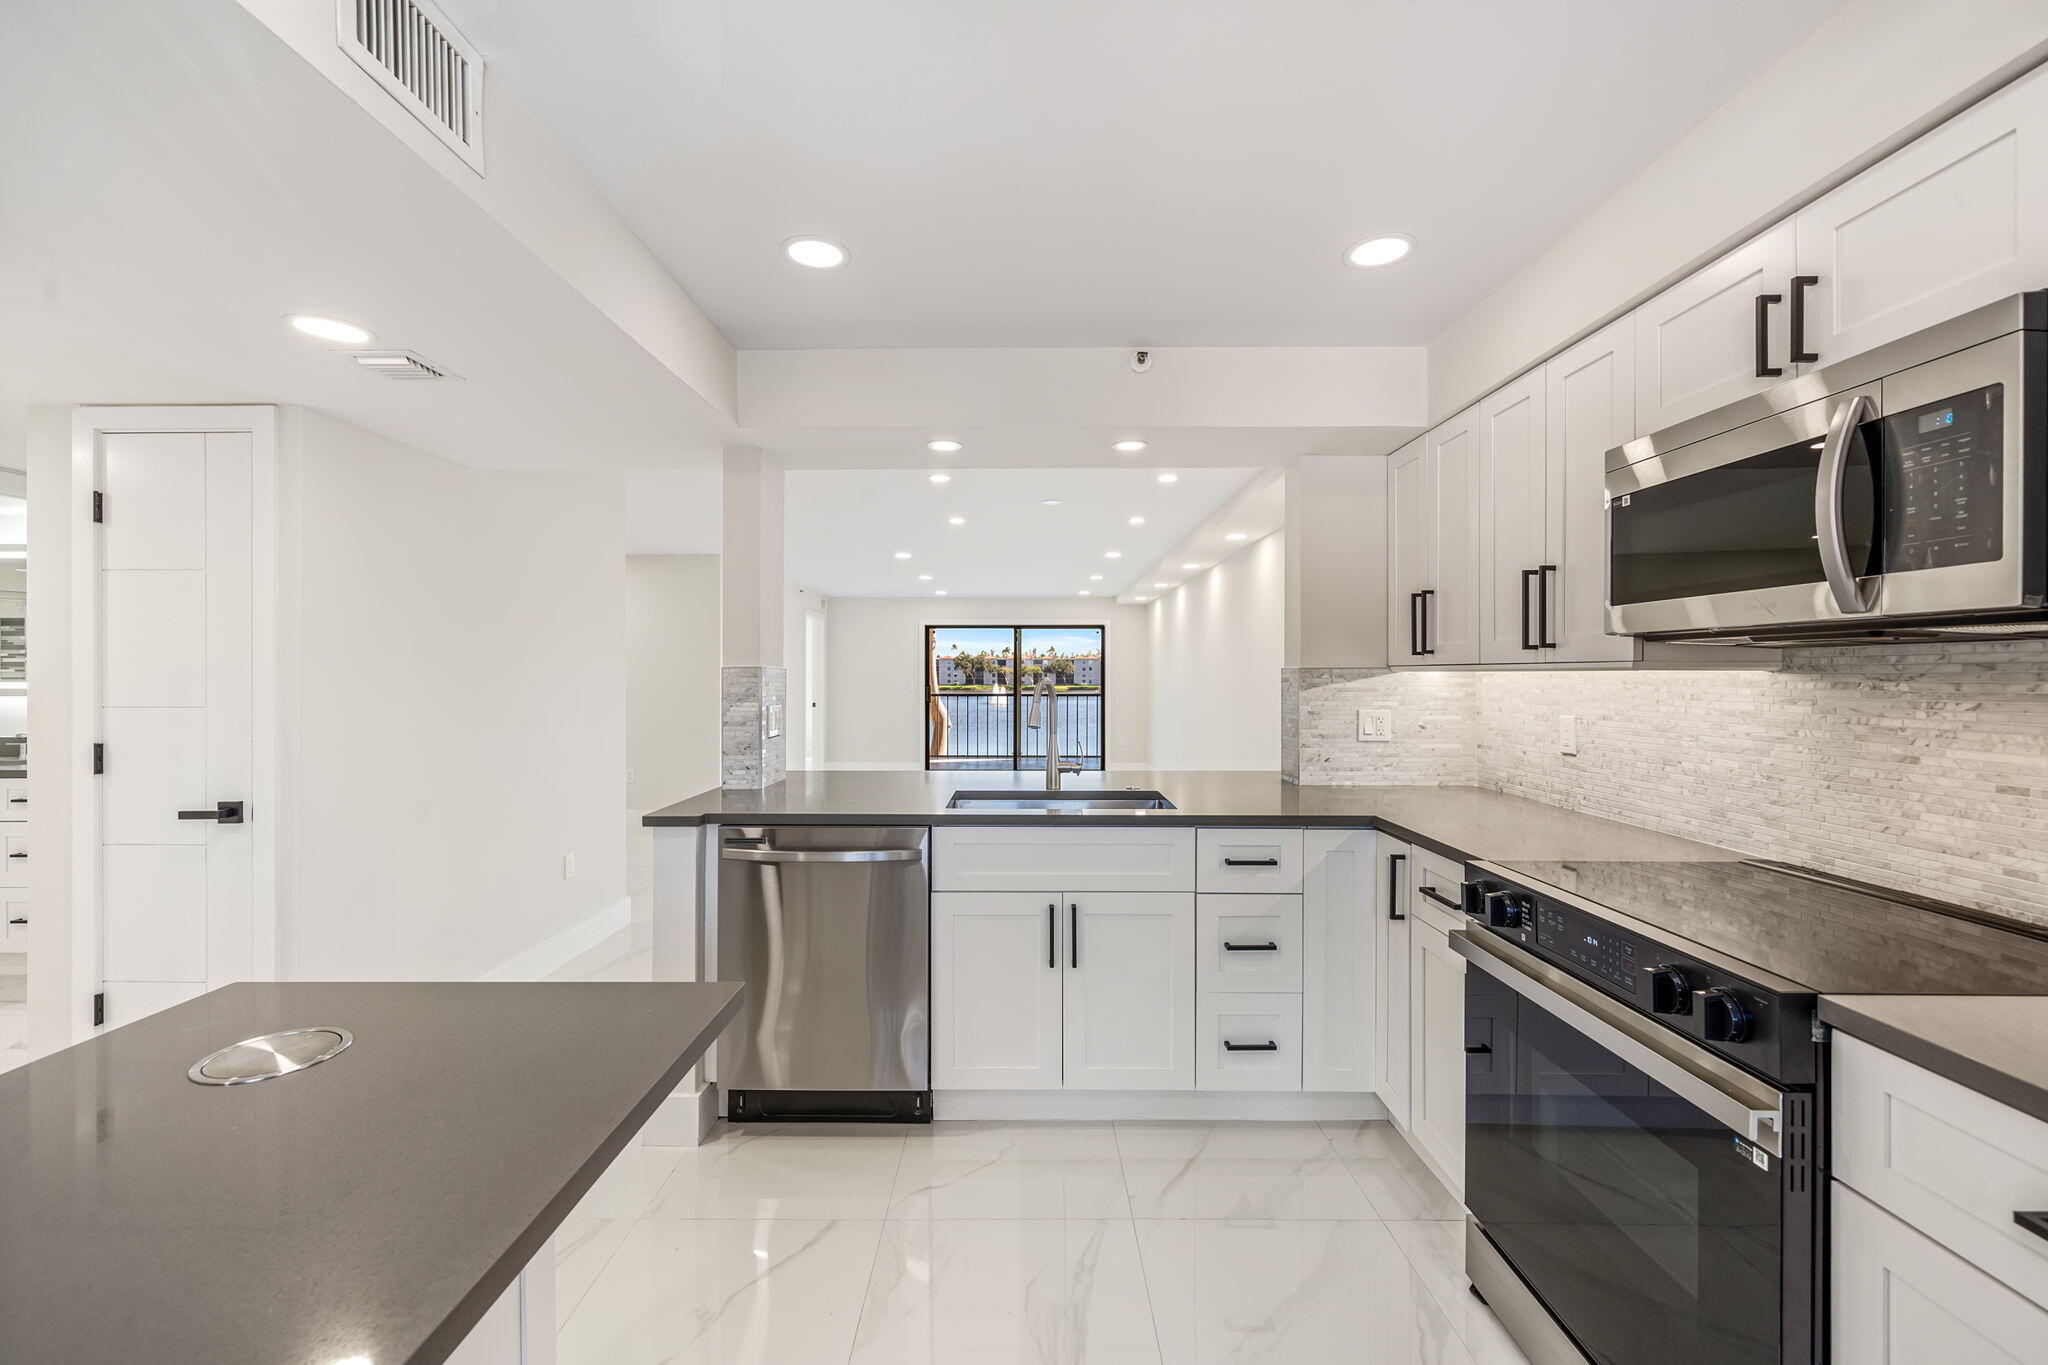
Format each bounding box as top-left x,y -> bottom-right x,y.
177,800 -> 244,825
1520,569 -> 1540,650
1070,903 -> 1079,969
1387,853 -> 1407,920
1417,589 -> 1435,656
1047,903 -> 1056,970
1418,885 -> 1461,911
1755,292 -> 1784,377
1408,591 -> 1422,657
1223,857 -> 1279,867
1223,1040 -> 1280,1052
1464,1043 -> 1493,1055
1538,564 -> 1558,648
2017,1211 -> 2048,1243
7,917 -> 24,925
1223,941 -> 1280,952
6,797 -> 24,804
1789,275 -> 1819,363
5,852 -> 22,859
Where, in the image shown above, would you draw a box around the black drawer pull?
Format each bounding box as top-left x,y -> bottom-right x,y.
1223,1040 -> 1280,1052
1418,886 -> 1462,911
1047,903 -> 1056,970
6,852 -> 23,859
7,797 -> 24,804
1223,857 -> 1280,867
2017,1211 -> 2048,1243
7,917 -> 24,925
1387,853 -> 1407,920
1464,1043 -> 1493,1055
1223,941 -> 1279,952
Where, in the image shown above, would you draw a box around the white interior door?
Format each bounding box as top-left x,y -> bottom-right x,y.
96,429 -> 256,1029
802,611 -> 825,769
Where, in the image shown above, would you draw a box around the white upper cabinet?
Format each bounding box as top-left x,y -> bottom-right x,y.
1477,370 -> 1549,664
1795,63 -> 2048,371
1543,315 -> 1637,663
1633,219 -> 1799,434
1387,411 -> 1481,667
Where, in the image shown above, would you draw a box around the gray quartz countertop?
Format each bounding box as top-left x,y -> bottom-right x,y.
1820,995 -> 2048,1126
641,769 -> 1735,865
0,979 -> 742,1365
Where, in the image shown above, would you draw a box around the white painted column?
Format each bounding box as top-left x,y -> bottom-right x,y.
720,449 -> 786,788
1282,455 -> 1391,780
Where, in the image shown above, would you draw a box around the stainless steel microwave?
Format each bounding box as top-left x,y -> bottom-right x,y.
1606,292 -> 2045,644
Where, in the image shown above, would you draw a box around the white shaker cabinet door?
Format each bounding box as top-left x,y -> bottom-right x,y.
1424,408 -> 1483,666
1796,63 -> 2048,372
932,892 -> 1064,1090
1386,435 -> 1432,664
1477,369 -> 1550,664
1543,314 -> 1638,663
1633,220 -> 1798,434
1062,892 -> 1195,1091
1407,919 -> 1468,1199
1374,841 -> 1414,1128
1301,829 -> 1378,1093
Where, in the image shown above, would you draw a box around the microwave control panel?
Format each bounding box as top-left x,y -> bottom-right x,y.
1884,384 -> 2003,572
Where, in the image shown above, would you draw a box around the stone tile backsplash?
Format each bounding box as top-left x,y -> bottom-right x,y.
1287,641 -> 2048,927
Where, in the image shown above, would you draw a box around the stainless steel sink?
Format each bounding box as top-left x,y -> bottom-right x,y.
946,789 -> 1178,811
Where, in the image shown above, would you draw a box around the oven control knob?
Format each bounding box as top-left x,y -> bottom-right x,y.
1647,966 -> 1693,1015
1697,988 -> 1754,1044
1485,893 -> 1530,930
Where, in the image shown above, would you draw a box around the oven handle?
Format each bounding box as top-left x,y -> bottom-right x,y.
1816,391 -> 1880,615
1452,929 -> 1785,1157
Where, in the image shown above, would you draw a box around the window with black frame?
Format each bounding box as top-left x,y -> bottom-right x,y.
924,625 -> 1105,771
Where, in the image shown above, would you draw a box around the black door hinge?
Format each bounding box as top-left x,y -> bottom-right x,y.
92,490 -> 103,524
92,992 -> 105,1027
92,742 -> 104,775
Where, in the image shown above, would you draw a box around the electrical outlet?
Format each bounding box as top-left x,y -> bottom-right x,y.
562,852 -> 577,880
1559,714 -> 1579,756
1358,709 -> 1393,743
625,768 -> 636,784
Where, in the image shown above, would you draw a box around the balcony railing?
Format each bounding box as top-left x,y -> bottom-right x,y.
927,691 -> 1104,770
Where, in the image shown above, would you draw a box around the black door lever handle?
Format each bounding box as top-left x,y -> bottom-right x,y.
177,801 -> 245,824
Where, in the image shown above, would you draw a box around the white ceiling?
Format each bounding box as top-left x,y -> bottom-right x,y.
786,465 -> 1255,597
436,0 -> 1846,349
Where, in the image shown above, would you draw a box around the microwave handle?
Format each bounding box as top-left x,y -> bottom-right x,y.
1816,392 -> 1880,614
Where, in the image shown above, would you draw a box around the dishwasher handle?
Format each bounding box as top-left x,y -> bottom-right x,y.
721,847 -> 923,864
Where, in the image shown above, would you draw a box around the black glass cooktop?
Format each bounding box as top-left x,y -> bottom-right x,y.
1493,857 -> 2048,997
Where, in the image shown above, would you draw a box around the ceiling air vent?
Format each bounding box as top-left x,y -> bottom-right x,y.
350,350 -> 460,380
337,0 -> 485,173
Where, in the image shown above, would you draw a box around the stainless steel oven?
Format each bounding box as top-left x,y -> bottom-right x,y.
1606,292 -> 2045,644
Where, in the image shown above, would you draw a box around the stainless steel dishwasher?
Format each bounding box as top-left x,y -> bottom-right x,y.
715,825 -> 930,1122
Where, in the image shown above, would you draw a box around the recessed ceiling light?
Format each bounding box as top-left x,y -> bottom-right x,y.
1041,498 -> 1063,507
1344,234 -> 1413,268
1134,595 -> 1149,602
934,589 -> 948,595
1225,531 -> 1248,541
948,516 -> 965,525
1078,589 -> 1093,596
893,551 -> 912,560
1182,562 -> 1204,570
1127,515 -> 1145,525
782,236 -> 849,268
927,439 -> 963,453
288,314 -> 374,345
1088,574 -> 1104,581
1156,473 -> 1178,484
917,574 -> 933,581
1154,582 -> 1170,588
928,473 -> 951,484
1112,440 -> 1148,453
1104,551 -> 1122,559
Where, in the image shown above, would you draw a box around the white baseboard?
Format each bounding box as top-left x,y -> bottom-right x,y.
822,760 -> 923,771
477,897 -> 632,982
932,1090 -> 1387,1122
640,1077 -> 720,1147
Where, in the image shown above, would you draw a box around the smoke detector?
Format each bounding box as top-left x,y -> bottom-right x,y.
349,350 -> 460,380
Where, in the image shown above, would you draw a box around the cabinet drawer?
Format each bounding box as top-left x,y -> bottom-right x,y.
1196,828 -> 1303,893
0,784 -> 27,822
1833,1032 -> 2048,1308
1196,894 -> 1301,994
0,833 -> 25,889
1198,993 -> 1302,1092
934,827 -> 1194,892
2,897 -> 23,945
1409,849 -> 1465,926
1833,1183 -> 2048,1361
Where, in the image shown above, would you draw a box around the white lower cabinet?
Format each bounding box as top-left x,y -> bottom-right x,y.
1407,906 -> 1467,1198
1197,993 -> 1302,1092
1064,892 -> 1196,1090
1833,1183 -> 2048,1364
1301,829 -> 1381,1093
1373,838 -> 1414,1127
1196,893 -> 1301,995
932,891 -> 1066,1090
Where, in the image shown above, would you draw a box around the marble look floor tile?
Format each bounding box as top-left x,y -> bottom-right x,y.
1322,1122 -> 1465,1222
906,1120 -> 1122,1159
1385,1220 -> 1530,1363
649,1127 -> 907,1219
888,1150 -> 1132,1220
1120,1151 -> 1378,1221
559,1217 -> 882,1365
1112,1121 -> 1338,1161
571,1142 -> 685,1221
553,1215 -> 633,1327
851,1218 -> 1161,1364
1136,1219 -> 1480,1365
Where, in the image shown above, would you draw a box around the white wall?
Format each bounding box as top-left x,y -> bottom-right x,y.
626,555 -> 721,810
280,408 -> 627,980
825,597 -> 1150,769
1147,531 -> 1285,771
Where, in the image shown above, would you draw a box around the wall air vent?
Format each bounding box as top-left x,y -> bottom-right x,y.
349,350 -> 461,380
337,0 -> 486,173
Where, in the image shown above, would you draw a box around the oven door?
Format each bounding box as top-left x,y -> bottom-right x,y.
1457,931 -> 1790,1365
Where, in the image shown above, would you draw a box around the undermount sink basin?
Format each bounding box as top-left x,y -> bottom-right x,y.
946,789 -> 1178,812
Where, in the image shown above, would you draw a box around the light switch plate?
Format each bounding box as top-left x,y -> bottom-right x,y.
1558,714 -> 1579,756
1358,709 -> 1393,743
